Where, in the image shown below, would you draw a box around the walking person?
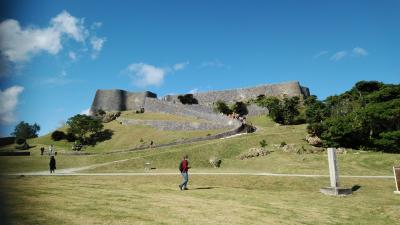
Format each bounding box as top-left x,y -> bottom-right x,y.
49,156 -> 56,174
179,155 -> 190,190
48,144 -> 54,156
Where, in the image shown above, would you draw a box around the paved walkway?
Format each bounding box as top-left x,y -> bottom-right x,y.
7,171 -> 394,179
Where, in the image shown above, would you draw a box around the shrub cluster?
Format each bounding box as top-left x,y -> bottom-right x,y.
304,81 -> 400,153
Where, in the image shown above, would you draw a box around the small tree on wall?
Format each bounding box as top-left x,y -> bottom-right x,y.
232,101 -> 248,116
178,94 -> 199,105
214,100 -> 232,115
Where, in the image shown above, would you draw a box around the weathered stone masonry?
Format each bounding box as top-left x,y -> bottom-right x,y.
90,81 -> 310,115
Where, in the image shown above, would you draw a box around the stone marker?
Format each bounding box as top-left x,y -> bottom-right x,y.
394,166 -> 400,194
320,148 -> 352,196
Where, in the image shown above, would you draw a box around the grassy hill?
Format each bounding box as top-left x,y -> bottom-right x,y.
1,113 -> 399,175
1,111 -> 229,154
1,112 -> 400,225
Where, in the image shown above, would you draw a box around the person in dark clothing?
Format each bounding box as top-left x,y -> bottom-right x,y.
40,147 -> 44,156
179,155 -> 190,190
49,156 -> 56,174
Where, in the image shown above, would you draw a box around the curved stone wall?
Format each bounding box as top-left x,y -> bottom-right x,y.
162,81 -> 309,105
90,90 -> 157,114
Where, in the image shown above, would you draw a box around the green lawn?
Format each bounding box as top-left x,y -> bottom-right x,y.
1,175 -> 399,225
1,115 -> 400,224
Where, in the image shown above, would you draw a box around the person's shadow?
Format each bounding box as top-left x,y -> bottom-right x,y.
352,185 -> 361,192
191,187 -> 217,190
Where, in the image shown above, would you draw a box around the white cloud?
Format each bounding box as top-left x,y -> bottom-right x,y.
68,51 -> 76,61
330,51 -> 348,61
314,50 -> 329,59
91,22 -> 102,29
125,61 -> 187,87
173,61 -> 189,71
51,10 -> 88,42
0,85 -> 24,124
0,10 -> 104,63
352,47 -> 368,57
80,108 -> 90,115
189,88 -> 198,94
327,47 -> 368,62
200,59 -> 230,69
90,36 -> 106,59
127,63 -> 166,87
42,70 -> 80,86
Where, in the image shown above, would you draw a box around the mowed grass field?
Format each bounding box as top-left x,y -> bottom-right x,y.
1,115 -> 400,224
1,175 -> 399,225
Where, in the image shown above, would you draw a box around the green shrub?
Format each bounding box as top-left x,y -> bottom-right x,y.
259,139 -> 267,148
15,138 -> 26,145
65,133 -> 76,142
213,101 -> 232,115
51,130 -> 66,141
178,94 -> 198,105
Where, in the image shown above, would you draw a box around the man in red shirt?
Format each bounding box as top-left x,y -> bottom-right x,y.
179,155 -> 190,190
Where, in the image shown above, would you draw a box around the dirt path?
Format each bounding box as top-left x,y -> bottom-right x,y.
7,171 -> 394,179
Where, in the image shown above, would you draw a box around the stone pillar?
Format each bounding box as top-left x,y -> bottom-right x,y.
328,148 -> 339,188
320,148 -> 352,196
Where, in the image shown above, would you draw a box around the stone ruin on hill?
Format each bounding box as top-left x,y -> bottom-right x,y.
89,81 -> 310,132
90,81 -> 309,114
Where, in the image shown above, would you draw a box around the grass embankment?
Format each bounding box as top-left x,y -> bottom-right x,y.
1,115 -> 399,176
84,115 -> 400,176
0,112 -> 228,154
1,175 -> 399,225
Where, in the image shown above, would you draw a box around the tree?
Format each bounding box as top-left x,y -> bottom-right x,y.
304,81 -> 400,153
282,96 -> 300,125
255,96 -> 301,125
66,114 -> 103,143
232,101 -> 248,117
256,96 -> 284,124
11,121 -> 40,142
213,101 -> 232,115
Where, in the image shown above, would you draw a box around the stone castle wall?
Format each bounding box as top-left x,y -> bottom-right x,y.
90,81 -> 309,117
162,81 -> 309,105
144,98 -> 241,128
90,90 -> 157,114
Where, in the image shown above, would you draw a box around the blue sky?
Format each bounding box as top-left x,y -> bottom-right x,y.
0,0 -> 399,136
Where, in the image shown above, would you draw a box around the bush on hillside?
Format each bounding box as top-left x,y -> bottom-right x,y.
256,96 -> 302,125
65,132 -> 77,142
232,101 -> 248,116
213,100 -> 232,115
178,94 -> 198,105
51,130 -> 66,141
15,138 -> 26,145
259,139 -> 267,148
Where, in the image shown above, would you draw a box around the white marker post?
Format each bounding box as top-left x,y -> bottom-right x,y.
320,148 -> 352,196
394,166 -> 400,194
328,148 -> 339,188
